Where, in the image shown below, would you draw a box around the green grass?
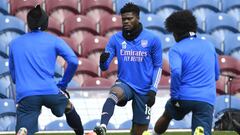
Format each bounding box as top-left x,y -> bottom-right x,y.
1,131 -> 238,135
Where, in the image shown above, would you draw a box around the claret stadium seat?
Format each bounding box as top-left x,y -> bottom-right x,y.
115,0 -> 149,14
81,0 -> 114,23
99,14 -> 122,37
76,57 -> 99,78
81,35 -> 108,64
218,55 -> 240,78
47,16 -> 62,36
61,36 -> 81,57
81,77 -> 114,89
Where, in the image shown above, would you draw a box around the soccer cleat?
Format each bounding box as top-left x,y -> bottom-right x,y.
194,126 -> 204,135
93,125 -> 106,135
17,127 -> 27,135
142,130 -> 151,135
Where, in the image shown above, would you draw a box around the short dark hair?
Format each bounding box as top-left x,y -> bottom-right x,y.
120,2 -> 140,16
165,10 -> 197,34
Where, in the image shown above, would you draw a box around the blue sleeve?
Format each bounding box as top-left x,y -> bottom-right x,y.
150,37 -> 163,92
100,36 -> 116,71
9,44 -> 15,84
215,53 -> 220,81
169,47 -> 182,99
55,38 -> 78,89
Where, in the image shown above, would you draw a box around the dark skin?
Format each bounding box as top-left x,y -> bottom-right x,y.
121,12 -> 139,32
108,12 -> 148,135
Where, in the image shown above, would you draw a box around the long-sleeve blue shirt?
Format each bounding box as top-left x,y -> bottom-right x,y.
169,36 -> 220,105
100,29 -> 162,95
9,31 -> 78,103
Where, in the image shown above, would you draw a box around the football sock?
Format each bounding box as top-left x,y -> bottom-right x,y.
65,107 -> 84,135
101,93 -> 118,126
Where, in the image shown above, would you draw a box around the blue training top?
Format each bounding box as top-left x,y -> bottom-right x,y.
169,36 -> 220,105
100,29 -> 162,95
9,31 -> 78,103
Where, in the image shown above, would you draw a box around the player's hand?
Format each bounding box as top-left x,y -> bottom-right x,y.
146,90 -> 156,107
100,51 -> 110,63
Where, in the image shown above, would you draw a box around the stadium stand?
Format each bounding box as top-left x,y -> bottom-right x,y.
1,0 -> 240,132
81,0 -> 114,23
61,36 -> 81,57
118,119 -> 153,129
140,13 -> 167,34
0,98 -> 16,131
169,118 -> 191,129
115,0 -> 149,14
99,14 -> 122,37
81,77 -> 114,89
0,0 -> 9,15
80,35 -> 108,65
44,120 -> 71,131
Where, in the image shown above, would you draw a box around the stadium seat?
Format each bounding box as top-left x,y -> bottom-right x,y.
99,14 -> 122,37
64,15 -> 97,36
76,57 -> 99,77
45,0 -> 79,25
214,95 -> 240,118
84,119 -> 116,130
0,76 -> 12,99
0,57 -> 9,78
81,35 -> 108,64
115,0 -> 149,14
224,33 -> 240,55
0,98 -> 16,132
216,76 -> 227,95
81,0 -> 114,23
151,0 -> 183,14
81,77 -> 114,89
45,0 -> 79,15
160,34 -> 175,52
0,15 -> 25,34
205,13 -> 239,33
218,55 -> 240,77
61,36 -> 81,57
47,16 -> 62,36
158,74 -> 170,89
0,0 -> 9,15
140,13 -> 167,34
0,98 -> 16,117
229,78 -> 240,95
151,0 -> 183,22
118,119 -> 152,130
221,0 -> 240,12
101,57 -> 118,82
198,34 -> 223,55
44,119 -> 71,131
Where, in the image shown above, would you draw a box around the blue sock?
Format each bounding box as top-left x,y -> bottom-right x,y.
65,107 -> 84,135
101,94 -> 118,126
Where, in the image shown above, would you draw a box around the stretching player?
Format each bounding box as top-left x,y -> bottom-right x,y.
93,3 -> 162,135
152,10 -> 220,135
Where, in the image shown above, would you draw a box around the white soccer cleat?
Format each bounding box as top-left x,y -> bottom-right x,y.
17,127 -> 27,135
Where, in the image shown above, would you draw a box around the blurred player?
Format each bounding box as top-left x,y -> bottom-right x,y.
152,10 -> 220,135
93,3 -> 162,135
9,5 -> 84,135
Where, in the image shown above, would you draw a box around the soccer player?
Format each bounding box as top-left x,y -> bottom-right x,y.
9,5 -> 84,135
93,3 -> 162,135
152,10 -> 220,135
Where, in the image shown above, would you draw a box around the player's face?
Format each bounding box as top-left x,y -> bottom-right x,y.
121,12 -> 139,31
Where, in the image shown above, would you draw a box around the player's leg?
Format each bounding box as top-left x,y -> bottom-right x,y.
152,110 -> 172,135
16,96 -> 42,135
153,99 -> 190,135
131,92 -> 151,135
43,93 -> 84,135
94,81 -> 133,135
191,101 -> 214,135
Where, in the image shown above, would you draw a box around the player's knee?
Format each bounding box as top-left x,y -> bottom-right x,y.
65,101 -> 73,113
110,86 -> 124,99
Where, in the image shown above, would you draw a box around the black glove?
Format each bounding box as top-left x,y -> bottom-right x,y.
147,90 -> 156,107
170,99 -> 181,108
100,51 -> 110,63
